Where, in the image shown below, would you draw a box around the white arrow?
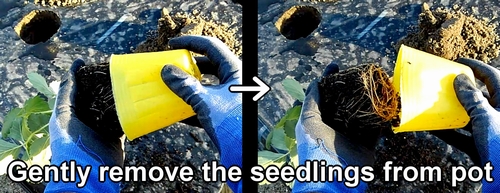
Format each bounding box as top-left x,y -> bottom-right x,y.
229,76 -> 271,101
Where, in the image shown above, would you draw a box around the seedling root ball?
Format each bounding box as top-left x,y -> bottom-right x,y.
318,64 -> 399,148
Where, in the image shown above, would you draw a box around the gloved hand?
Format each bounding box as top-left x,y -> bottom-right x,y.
293,63 -> 375,193
453,58 -> 500,191
160,35 -> 242,192
46,59 -> 125,193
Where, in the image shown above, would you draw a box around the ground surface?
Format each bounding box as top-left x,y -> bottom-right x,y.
0,0 -> 241,192
258,0 -> 500,192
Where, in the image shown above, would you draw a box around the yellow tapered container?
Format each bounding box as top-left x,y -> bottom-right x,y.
110,49 -> 201,140
392,45 -> 475,133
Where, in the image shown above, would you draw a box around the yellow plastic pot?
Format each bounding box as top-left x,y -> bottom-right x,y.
109,49 -> 201,140
392,45 -> 475,133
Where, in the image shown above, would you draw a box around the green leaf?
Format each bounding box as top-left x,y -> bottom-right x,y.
288,144 -> 298,168
0,139 -> 21,161
0,146 -> 21,162
7,118 -> 22,142
27,114 -> 50,133
28,73 -> 55,98
284,119 -> 298,139
29,136 -> 49,158
271,129 -> 288,151
48,98 -> 56,110
1,108 -> 22,138
287,181 -> 296,190
284,134 -> 296,151
282,78 -> 305,102
258,150 -> 287,166
265,130 -> 273,150
275,106 -> 302,129
22,96 -> 50,115
21,151 -> 29,161
21,118 -> 32,143
11,148 -> 21,160
257,150 -> 288,185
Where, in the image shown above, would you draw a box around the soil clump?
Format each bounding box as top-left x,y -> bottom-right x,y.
397,3 -> 500,63
74,63 -> 123,138
135,9 -> 241,56
15,10 -> 60,44
318,64 -> 399,148
275,5 -> 321,40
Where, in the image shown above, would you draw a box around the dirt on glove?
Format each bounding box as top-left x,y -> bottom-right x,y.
397,3 -> 500,63
318,64 -> 399,148
134,9 -> 241,56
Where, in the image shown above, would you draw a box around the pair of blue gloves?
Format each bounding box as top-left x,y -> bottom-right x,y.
46,34 -> 499,192
45,36 -> 242,192
293,58 -> 500,192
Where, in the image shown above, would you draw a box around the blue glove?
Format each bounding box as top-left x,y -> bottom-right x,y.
160,35 -> 242,192
46,59 -> 124,193
293,63 -> 375,193
454,58 -> 500,192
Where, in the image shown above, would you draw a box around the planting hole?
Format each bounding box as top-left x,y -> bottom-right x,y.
275,5 -> 321,40
15,10 -> 61,44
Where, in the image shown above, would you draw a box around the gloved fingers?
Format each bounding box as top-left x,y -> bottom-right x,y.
297,115 -> 376,166
454,74 -> 497,117
300,80 -> 324,123
299,81 -> 376,166
457,58 -> 500,107
300,62 -> 339,122
194,56 -> 218,76
54,59 -> 85,115
322,62 -> 339,77
51,59 -> 126,167
168,35 -> 241,84
161,64 -> 206,108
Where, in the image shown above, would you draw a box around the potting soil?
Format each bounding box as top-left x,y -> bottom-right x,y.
318,64 -> 398,149
74,63 -> 124,138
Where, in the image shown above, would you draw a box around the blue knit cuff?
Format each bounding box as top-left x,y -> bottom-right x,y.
216,105 -> 243,192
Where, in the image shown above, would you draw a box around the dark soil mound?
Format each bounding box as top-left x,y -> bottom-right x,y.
367,132 -> 479,193
74,63 -> 123,138
318,64 -> 399,148
275,5 -> 321,40
15,10 -> 60,44
135,9 -> 241,56
397,3 -> 500,63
